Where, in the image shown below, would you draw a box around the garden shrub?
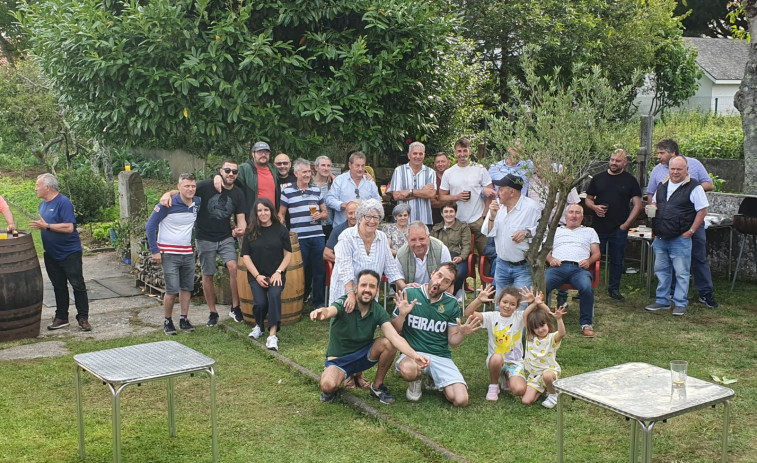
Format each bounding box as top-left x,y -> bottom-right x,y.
58,168 -> 111,224
677,128 -> 744,159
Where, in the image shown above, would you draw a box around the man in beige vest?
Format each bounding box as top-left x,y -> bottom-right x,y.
395,222 -> 452,285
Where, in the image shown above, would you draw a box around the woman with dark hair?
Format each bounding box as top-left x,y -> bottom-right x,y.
241,198 -> 292,351
431,201 -> 471,300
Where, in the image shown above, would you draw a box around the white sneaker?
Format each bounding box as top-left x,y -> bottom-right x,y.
542,393 -> 558,409
249,325 -> 262,339
266,335 -> 279,351
406,379 -> 422,402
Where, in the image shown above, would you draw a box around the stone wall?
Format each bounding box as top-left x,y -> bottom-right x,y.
700,158 -> 744,193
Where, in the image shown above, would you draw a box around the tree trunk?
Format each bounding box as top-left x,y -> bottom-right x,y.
735,1 -> 757,195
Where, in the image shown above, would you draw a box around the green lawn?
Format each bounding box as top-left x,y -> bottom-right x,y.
1,274 -> 755,462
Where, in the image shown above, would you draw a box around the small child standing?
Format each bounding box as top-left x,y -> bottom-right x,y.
465,285 -> 539,401
521,293 -> 566,409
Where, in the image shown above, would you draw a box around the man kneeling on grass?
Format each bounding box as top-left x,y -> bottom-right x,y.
310,269 -> 429,404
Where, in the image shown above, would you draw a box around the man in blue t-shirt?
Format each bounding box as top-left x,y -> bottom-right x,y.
310,269 -> 429,404
30,173 -> 91,331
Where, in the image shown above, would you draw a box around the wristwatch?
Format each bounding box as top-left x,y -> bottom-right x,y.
276,269 -> 284,274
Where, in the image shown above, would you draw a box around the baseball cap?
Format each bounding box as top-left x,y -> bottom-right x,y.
252,141 -> 271,152
492,173 -> 524,190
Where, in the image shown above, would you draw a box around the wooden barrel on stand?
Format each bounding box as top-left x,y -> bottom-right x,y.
237,232 -> 304,326
0,232 -> 44,342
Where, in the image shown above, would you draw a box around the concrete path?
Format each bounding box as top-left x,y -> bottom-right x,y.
0,251 -> 233,361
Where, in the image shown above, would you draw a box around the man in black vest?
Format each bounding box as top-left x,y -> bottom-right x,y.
645,157 -> 708,316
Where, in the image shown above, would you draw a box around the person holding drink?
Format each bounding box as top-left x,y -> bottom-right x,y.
279,159 -> 328,309
0,194 -> 17,233
243,198 -> 292,350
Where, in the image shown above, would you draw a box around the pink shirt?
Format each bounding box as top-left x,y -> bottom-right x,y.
257,167 -> 276,204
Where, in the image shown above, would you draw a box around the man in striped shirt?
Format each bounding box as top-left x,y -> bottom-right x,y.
146,173 -> 200,335
279,159 -> 329,308
389,142 -> 436,228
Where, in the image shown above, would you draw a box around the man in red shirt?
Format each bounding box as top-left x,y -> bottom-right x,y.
216,141 -> 280,219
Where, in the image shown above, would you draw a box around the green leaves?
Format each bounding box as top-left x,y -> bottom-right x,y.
19,0 -> 458,156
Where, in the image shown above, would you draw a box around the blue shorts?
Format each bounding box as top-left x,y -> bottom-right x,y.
324,341 -> 378,378
396,352 -> 467,389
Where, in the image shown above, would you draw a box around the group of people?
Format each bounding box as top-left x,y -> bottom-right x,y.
6,133 -> 719,408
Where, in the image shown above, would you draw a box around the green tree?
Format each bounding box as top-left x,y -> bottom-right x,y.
676,0 -> 748,38
451,0 -> 696,117
18,0 -> 461,158
486,51 -> 635,291
646,29 -> 703,116
0,0 -> 30,65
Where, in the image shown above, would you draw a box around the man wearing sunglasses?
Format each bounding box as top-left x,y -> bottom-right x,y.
161,161 -> 247,326
274,153 -> 297,190
215,141 -> 281,219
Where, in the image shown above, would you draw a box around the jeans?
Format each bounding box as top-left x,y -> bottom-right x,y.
249,277 -> 285,332
494,258 -> 532,306
44,251 -> 89,321
299,236 -> 326,307
450,251 -> 469,294
598,228 -> 629,292
545,263 -> 594,326
691,227 -> 714,298
653,236 -> 692,308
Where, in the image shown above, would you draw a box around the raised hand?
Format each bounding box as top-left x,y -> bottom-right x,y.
456,315 -> 482,336
394,289 -> 416,317
476,284 -> 495,304
551,305 -> 567,320
519,286 -> 536,304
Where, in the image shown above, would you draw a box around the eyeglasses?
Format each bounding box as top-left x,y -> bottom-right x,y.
354,188 -> 360,199
363,215 -> 380,222
222,168 -> 239,174
275,161 -> 290,166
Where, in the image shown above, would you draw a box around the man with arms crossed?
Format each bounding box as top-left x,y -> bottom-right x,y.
389,141 -> 436,227
585,149 -> 642,301
311,269 -> 429,404
146,173 -> 200,335
392,262 -> 481,407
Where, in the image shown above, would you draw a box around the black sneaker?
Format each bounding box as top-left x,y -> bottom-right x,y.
206,312 -> 219,327
230,306 -> 244,323
164,319 -> 177,335
320,391 -> 336,403
47,318 -> 70,330
179,318 -> 195,332
698,294 -> 719,309
370,383 -> 396,405
608,289 -> 625,301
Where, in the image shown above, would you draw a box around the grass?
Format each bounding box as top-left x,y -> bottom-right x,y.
1,273 -> 755,462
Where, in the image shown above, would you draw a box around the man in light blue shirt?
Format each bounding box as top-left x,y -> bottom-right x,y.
488,141 -> 536,197
646,138 -> 717,309
326,151 -> 380,225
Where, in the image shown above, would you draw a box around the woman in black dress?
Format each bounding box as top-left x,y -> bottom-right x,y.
241,198 -> 292,351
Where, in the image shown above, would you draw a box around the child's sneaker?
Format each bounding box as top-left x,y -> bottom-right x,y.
486,384 -> 499,401
542,393 -> 558,409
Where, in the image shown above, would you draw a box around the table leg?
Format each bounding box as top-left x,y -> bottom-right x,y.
722,400 -> 731,463
629,419 -> 638,463
209,367 -> 218,463
639,421 -> 655,463
557,393 -> 564,463
167,376 -> 176,437
75,366 -> 85,459
109,384 -> 122,463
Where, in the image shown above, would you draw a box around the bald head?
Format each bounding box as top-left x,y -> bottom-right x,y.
668,156 -> 688,183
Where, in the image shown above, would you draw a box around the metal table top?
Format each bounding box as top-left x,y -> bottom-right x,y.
74,341 -> 215,384
554,362 -> 734,422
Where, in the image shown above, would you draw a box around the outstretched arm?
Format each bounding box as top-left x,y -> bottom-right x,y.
463,283 -> 495,317
380,322 -> 430,369
550,305 -> 567,343
310,305 -> 338,321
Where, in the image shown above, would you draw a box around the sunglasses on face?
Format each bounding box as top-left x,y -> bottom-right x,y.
275,161 -> 290,166
222,168 -> 239,174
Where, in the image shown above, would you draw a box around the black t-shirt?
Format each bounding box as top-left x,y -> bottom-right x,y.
241,224 -> 292,278
195,179 -> 247,241
586,170 -> 642,234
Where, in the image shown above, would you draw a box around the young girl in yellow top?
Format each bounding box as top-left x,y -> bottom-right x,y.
522,293 -> 566,409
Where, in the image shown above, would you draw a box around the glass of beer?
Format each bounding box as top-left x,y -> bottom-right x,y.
309,203 -> 318,224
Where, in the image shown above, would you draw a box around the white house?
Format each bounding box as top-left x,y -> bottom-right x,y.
636,37 -> 749,116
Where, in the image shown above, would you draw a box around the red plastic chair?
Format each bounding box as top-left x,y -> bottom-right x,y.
478,255 -> 495,312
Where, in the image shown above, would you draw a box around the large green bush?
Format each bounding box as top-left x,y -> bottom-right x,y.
58,168 -> 110,224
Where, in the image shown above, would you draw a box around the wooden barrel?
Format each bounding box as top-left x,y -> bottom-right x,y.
0,232 -> 44,342
237,232 -> 304,326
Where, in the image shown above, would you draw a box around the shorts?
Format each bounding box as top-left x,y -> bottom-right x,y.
526,368 -> 561,393
486,354 -> 526,380
396,352 -> 467,389
162,253 -> 195,295
197,237 -> 238,275
324,341 -> 378,378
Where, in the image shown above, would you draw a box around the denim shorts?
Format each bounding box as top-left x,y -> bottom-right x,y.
197,237 -> 238,275
162,253 -> 196,294
396,352 -> 467,389
324,341 -> 378,378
